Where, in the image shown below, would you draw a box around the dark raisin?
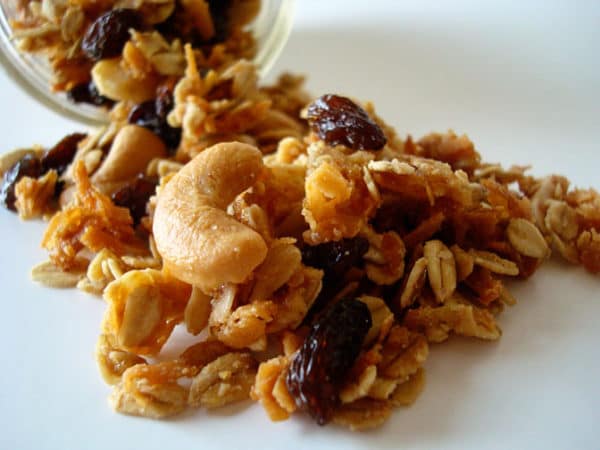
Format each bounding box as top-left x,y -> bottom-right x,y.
206,0 -> 232,44
0,154 -> 43,211
301,237 -> 370,320
286,298 -> 372,425
81,9 -> 143,61
305,94 -> 387,150
111,175 -> 158,225
54,179 -> 66,199
67,81 -> 115,107
41,133 -> 87,175
302,237 -> 370,280
156,0 -> 231,48
128,88 -> 181,151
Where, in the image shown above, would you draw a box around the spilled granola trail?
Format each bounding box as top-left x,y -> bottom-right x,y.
1,0 -> 600,434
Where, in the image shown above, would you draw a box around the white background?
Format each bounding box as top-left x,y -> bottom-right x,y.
1,1 -> 599,449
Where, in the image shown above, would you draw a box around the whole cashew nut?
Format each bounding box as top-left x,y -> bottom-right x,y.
153,142 -> 268,291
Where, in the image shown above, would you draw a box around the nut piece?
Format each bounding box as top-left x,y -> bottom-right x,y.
92,58 -> 159,103
153,143 -> 268,291
188,352 -> 257,409
506,218 -> 550,259
92,125 -> 167,184
424,240 -> 457,303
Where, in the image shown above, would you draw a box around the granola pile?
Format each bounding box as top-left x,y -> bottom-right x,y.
2,1 -> 600,433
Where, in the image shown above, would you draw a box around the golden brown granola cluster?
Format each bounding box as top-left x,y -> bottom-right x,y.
1,5 -> 600,432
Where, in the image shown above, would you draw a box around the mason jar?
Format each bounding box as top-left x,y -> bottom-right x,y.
0,0 -> 295,125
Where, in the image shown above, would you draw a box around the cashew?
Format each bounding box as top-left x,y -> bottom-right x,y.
92,125 -> 167,184
153,142 -> 268,290
92,58 -> 159,103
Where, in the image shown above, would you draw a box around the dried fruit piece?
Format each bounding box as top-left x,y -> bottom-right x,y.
82,9 -> 144,61
111,175 -> 158,225
305,94 -> 387,150
128,88 -> 181,150
0,153 -> 43,211
41,133 -> 87,175
286,298 -> 372,425
301,237 -> 369,316
67,81 -> 115,107
301,237 -> 369,279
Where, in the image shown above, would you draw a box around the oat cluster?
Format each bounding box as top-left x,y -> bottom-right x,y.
2,0 -> 600,432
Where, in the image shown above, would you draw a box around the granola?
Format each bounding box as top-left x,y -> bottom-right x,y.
1,2 -> 600,432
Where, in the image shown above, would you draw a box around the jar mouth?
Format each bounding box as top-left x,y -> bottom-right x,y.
0,0 -> 295,127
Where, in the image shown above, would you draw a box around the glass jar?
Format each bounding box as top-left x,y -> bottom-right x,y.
0,0 -> 295,126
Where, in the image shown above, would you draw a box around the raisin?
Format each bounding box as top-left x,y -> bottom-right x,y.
302,237 -> 369,280
111,175 -> 158,225
67,81 -> 114,107
286,298 -> 372,425
206,0 -> 232,44
81,9 -> 143,61
41,133 -> 86,175
54,179 -> 66,199
157,0 -> 231,48
0,154 -> 43,211
301,237 -> 370,320
128,87 -> 181,151
305,94 -> 387,151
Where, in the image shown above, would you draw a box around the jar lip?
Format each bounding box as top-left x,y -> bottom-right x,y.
0,0 -> 296,126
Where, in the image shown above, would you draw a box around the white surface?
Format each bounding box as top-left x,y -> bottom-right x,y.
1,1 -> 599,449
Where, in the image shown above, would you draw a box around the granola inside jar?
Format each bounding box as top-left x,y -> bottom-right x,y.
0,0 -> 295,124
